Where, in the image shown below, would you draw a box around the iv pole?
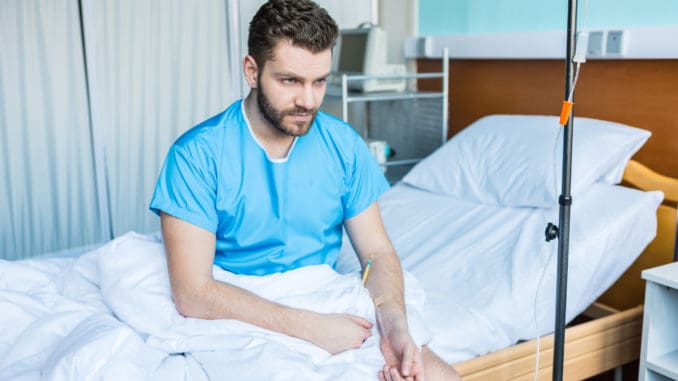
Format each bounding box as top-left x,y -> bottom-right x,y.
552,0 -> 578,380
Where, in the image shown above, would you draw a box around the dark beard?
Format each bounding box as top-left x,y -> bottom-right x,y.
256,79 -> 317,137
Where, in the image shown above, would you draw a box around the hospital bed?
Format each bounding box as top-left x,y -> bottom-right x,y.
413,57 -> 678,380
0,114 -> 675,380
336,114 -> 678,380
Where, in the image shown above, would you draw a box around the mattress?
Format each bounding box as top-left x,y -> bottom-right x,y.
338,182 -> 663,363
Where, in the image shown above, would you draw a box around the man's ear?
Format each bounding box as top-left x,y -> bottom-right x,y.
243,55 -> 258,88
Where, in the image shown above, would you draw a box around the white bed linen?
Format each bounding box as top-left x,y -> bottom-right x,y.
0,183 -> 662,379
338,182 -> 662,363
0,233 -> 429,381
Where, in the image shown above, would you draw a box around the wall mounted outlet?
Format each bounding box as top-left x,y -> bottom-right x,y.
606,30 -> 625,56
587,31 -> 605,56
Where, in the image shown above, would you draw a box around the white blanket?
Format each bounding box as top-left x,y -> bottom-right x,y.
0,232 -> 428,381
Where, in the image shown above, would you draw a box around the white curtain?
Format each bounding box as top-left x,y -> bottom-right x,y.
1,0 -> 235,259
0,0 -> 104,259
81,0 -> 234,238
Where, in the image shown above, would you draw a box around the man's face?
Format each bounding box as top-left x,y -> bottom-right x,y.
255,40 -> 332,137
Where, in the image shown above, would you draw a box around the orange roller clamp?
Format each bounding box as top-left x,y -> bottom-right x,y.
559,101 -> 574,125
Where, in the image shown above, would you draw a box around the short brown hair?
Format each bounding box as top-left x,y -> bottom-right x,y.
248,0 -> 338,69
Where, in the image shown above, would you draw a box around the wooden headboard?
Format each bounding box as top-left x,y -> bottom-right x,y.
417,59 -> 678,180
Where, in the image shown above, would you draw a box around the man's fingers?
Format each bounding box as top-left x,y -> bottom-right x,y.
390,366 -> 407,381
349,314 -> 374,329
358,326 -> 372,345
363,327 -> 373,340
383,365 -> 397,381
382,364 -> 416,381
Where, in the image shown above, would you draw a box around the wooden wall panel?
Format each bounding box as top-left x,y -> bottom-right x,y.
417,59 -> 678,179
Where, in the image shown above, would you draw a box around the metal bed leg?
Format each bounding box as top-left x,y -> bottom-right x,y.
614,366 -> 622,381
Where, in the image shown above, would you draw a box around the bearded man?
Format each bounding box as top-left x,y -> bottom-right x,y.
150,1 -> 460,380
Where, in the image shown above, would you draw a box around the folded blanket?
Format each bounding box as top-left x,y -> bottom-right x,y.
0,232 -> 428,380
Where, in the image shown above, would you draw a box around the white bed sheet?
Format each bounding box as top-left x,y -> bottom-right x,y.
338,182 -> 663,363
0,233 -> 429,381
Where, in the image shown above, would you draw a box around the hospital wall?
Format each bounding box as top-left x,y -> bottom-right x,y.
419,0 -> 678,35
413,0 -> 678,179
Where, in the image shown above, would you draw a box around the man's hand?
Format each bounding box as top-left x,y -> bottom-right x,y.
378,324 -> 425,381
300,312 -> 373,355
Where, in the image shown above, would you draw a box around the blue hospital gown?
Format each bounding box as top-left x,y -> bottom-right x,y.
150,100 -> 389,275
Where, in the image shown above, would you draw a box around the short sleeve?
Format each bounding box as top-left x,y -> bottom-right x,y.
342,137 -> 390,219
149,144 -> 219,233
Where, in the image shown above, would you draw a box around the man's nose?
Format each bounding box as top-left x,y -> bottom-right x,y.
295,84 -> 316,110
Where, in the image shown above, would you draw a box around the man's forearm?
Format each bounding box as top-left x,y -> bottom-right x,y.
174,276 -> 308,339
174,276 -> 374,354
363,249 -> 408,331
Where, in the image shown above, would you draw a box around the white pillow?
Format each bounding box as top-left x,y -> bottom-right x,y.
402,115 -> 651,208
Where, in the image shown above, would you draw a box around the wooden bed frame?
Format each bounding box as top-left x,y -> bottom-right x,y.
416,59 -> 678,380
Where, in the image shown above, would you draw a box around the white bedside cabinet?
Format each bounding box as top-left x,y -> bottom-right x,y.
639,261 -> 678,380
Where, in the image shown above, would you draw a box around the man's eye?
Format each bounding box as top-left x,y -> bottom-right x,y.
282,78 -> 296,84
314,79 -> 327,86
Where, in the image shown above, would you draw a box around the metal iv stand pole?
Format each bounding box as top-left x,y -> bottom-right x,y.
550,0 -> 578,380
